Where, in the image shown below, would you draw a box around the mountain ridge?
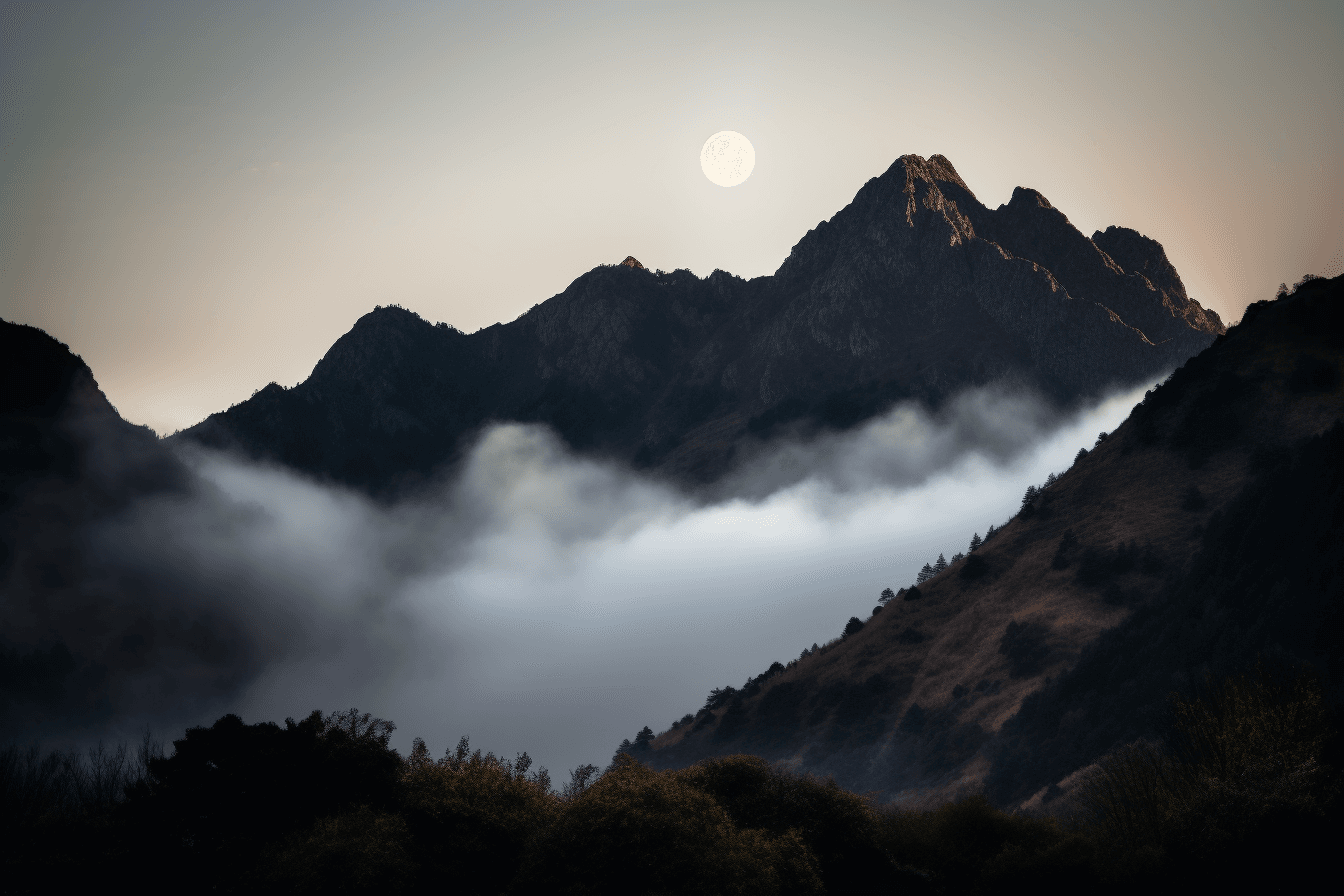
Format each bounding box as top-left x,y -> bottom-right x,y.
177,153 -> 1223,494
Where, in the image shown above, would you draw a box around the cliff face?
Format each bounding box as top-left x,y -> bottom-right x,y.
638,274 -> 1343,807
179,154 -> 1224,493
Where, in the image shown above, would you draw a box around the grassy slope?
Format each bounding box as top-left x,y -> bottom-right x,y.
647,274 -> 1344,804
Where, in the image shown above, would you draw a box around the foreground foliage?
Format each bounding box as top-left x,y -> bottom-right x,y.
1073,664 -> 1340,887
3,667 -> 1338,894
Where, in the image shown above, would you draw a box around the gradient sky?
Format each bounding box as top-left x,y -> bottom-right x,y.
3,0 -> 1342,436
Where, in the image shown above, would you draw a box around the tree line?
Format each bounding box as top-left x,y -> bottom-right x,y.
3,663 -> 1337,894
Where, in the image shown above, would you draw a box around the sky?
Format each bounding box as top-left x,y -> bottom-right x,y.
2,0 -> 1342,437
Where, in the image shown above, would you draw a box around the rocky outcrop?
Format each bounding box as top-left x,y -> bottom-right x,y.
179,154 -> 1225,494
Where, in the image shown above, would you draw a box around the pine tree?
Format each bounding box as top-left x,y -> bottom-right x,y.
969,532 -> 982,552
917,562 -> 935,584
879,587 -> 896,605
1044,472 -> 1058,488
985,523 -> 996,540
951,552 -> 965,563
934,553 -> 948,574
1074,447 -> 1089,464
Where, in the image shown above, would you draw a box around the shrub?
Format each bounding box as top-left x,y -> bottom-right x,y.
515,754 -> 823,895
674,755 -> 898,894
1288,355 -> 1340,393
400,736 -> 557,893
1051,530 -> 1078,570
125,709 -> 402,882
561,763 -> 601,801
1075,541 -> 1141,587
0,738 -> 161,888
259,806 -> 417,893
878,795 -> 1097,892
1075,664 -> 1339,879
959,554 -> 989,581
999,621 -> 1052,678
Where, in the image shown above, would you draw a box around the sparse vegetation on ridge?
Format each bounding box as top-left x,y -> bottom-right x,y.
634,274 -> 1344,814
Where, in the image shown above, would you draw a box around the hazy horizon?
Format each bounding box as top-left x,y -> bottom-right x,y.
2,0 -> 1341,436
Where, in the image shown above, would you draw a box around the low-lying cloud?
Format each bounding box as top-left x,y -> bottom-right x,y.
2,384 -> 1150,777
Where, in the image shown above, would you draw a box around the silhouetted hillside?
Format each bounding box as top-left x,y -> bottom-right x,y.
639,274 -> 1343,806
0,320 -> 247,740
177,154 -> 1223,494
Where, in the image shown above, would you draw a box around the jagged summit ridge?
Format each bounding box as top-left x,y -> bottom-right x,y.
179,153 -> 1226,493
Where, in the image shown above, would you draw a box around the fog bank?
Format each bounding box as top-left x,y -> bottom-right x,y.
6,383 -> 1150,777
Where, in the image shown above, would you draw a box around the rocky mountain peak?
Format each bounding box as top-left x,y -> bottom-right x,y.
891,153 -> 975,197
1007,185 -> 1055,211
179,153 -> 1228,494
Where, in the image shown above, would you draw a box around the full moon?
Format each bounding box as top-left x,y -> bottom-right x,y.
700,131 -> 755,187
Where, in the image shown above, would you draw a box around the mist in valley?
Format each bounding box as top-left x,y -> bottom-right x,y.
12,382 -> 1152,778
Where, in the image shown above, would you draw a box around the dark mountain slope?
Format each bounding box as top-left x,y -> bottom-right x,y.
640,274 -> 1342,806
179,154 -> 1223,493
984,273 -> 1344,807
0,320 -> 249,740
0,320 -> 183,508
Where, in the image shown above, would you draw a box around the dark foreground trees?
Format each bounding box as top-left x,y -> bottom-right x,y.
4,664 -> 1339,894
1072,664 -> 1341,888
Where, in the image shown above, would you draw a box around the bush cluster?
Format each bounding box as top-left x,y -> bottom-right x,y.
4,666 -> 1337,894
1073,664 -> 1340,885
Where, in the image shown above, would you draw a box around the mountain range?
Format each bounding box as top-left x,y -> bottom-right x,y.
6,154 -> 1334,816
634,273 -> 1343,807
177,154 -> 1223,493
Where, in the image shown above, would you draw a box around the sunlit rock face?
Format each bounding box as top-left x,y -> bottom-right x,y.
178,154 -> 1224,494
